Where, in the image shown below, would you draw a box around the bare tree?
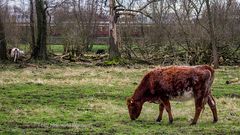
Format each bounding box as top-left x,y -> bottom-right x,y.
72,0 -> 99,54
205,0 -> 219,68
108,0 -> 121,59
108,0 -> 159,59
32,0 -> 48,60
0,15 -> 7,60
29,0 -> 36,54
0,2 -> 8,61
52,0 -> 99,57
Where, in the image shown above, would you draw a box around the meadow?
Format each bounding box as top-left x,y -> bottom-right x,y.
0,64 -> 239,134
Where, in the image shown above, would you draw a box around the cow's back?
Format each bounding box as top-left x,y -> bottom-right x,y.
148,66 -> 213,101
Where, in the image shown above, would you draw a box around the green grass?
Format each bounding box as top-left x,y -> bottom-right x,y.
0,65 -> 239,134
48,45 -> 64,54
213,66 -> 240,97
91,44 -> 109,52
18,44 -> 30,53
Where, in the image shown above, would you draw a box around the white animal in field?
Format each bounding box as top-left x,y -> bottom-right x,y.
9,48 -> 24,62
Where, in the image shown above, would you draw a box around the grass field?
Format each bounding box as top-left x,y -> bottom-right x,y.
0,65 -> 239,134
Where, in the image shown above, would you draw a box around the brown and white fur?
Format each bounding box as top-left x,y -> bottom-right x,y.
9,48 -> 24,62
127,65 -> 218,125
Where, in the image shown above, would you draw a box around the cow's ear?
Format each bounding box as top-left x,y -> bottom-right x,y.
127,97 -> 132,105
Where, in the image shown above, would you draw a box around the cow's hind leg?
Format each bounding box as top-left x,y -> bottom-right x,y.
162,100 -> 173,124
208,94 -> 218,123
156,103 -> 164,122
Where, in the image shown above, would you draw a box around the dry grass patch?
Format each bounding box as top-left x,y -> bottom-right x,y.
0,66 -> 148,87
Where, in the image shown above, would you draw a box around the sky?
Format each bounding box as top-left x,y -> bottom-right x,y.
6,0 -> 240,10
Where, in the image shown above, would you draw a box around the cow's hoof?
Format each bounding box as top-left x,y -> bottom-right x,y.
190,122 -> 196,125
213,119 -> 218,123
156,118 -> 162,122
169,119 -> 173,124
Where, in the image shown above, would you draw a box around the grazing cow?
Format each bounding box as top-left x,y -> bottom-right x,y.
9,48 -> 24,62
127,65 -> 218,125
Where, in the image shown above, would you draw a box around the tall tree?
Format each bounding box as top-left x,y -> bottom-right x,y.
108,0 -> 158,59
109,0 -> 121,59
205,0 -> 219,68
0,12 -> 7,60
31,0 -> 48,60
29,0 -> 36,54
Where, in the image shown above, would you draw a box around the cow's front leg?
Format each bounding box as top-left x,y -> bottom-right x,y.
191,96 -> 204,125
162,100 -> 173,124
156,103 -> 164,122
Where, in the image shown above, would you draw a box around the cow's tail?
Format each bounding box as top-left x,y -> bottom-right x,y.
201,66 -> 215,115
13,49 -> 19,62
203,65 -> 215,87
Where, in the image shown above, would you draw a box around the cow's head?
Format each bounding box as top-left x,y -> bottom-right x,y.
127,97 -> 143,120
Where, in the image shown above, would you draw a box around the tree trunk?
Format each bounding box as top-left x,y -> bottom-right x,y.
109,0 -> 121,59
32,0 -> 48,60
29,0 -> 36,54
0,14 -> 7,61
206,0 -> 219,68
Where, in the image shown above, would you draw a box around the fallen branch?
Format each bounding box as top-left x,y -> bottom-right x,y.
226,78 -> 240,84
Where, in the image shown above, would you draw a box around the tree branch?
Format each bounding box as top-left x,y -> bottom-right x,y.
117,9 -> 153,20
189,0 -> 209,33
116,0 -> 160,20
115,0 -> 124,8
138,0 -> 159,11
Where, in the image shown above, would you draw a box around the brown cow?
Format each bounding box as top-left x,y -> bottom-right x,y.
127,65 -> 218,125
